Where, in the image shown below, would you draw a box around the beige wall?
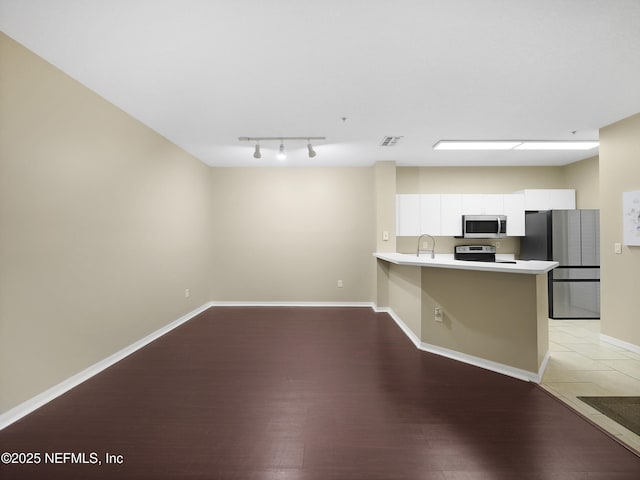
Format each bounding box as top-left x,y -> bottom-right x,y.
0,34 -> 213,412
563,156 -> 599,209
396,166 -> 568,194
397,162 -> 599,203
387,264 -> 422,339
599,113 -> 640,347
374,161 -> 397,253
209,167 -> 376,302
420,268 -> 544,372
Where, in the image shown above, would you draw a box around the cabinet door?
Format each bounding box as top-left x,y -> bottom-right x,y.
419,194 -> 441,236
396,194 -> 420,236
523,189 -> 576,210
523,190 -> 550,210
461,194 -> 504,214
503,194 -> 525,236
549,190 -> 576,210
461,194 -> 484,215
441,194 -> 463,236
483,194 -> 504,214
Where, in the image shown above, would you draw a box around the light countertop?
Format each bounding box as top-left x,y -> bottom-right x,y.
374,252 -> 558,275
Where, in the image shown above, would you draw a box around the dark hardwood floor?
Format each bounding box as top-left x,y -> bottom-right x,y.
2,306 -> 640,479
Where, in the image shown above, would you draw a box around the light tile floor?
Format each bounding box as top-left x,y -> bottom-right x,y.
541,319 -> 640,453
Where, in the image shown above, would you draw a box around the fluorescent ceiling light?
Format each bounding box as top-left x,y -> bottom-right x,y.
433,140 -> 599,151
514,141 -> 599,150
433,141 -> 521,150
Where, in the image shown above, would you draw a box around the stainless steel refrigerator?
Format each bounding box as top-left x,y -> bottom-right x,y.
520,210 -> 600,319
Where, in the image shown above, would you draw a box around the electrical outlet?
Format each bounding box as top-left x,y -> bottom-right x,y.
337,280 -> 343,288
614,243 -> 622,254
382,230 -> 389,241
434,307 -> 443,322
185,288 -> 190,298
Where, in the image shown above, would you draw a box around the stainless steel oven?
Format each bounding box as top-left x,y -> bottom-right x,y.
462,215 -> 507,238
454,245 -> 496,262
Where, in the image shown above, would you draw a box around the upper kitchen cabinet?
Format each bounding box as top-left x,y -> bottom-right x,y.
396,194 -> 442,236
420,194 -> 442,236
396,194 -> 421,236
396,193 -> 525,237
461,194 -> 504,215
503,194 -> 526,236
440,194 -> 463,236
516,189 -> 576,211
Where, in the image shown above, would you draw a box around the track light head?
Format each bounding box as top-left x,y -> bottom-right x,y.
239,136 -> 325,160
307,142 -> 316,158
277,142 -> 286,160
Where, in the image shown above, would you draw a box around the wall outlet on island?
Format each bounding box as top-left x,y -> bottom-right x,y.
185,288 -> 190,298
434,307 -> 443,322
337,280 -> 343,288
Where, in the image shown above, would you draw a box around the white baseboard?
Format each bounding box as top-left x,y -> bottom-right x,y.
210,301 -> 376,308
601,334 -> 640,355
381,306 -> 548,383
0,302 -> 213,431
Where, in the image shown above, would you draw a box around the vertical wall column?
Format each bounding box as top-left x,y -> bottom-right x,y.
373,161 -> 397,308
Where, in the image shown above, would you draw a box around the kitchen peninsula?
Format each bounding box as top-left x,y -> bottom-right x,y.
374,253 -> 558,382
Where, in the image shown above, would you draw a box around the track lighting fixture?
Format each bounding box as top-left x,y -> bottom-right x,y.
238,136 -> 326,160
307,141 -> 316,158
277,142 -> 286,160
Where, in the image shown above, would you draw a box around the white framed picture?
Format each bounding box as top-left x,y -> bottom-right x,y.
623,191 -> 640,246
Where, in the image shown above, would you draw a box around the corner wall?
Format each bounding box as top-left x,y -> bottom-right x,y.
0,33 -> 213,412
562,156 -> 599,209
599,113 -> 640,347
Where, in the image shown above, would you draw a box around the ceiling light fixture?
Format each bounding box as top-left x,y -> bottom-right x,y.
239,136 -> 326,160
514,141 -> 600,150
434,141 -> 520,150
307,141 -> 316,158
277,141 -> 286,161
433,140 -> 599,151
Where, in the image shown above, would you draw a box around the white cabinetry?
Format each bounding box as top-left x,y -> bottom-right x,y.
440,194 -> 462,236
396,194 -> 442,236
396,194 -> 421,236
503,194 -> 525,236
461,194 -> 504,215
396,193 -> 526,237
517,189 -> 576,210
419,194 -> 441,236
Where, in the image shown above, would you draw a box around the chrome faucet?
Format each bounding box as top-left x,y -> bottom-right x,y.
416,233 -> 436,258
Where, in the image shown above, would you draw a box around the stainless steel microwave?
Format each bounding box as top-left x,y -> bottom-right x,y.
462,215 -> 507,238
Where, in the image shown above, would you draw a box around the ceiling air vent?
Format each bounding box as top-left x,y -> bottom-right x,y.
380,136 -> 403,146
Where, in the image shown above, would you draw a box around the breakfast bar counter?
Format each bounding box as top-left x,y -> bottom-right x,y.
374,252 -> 557,275
374,252 -> 558,382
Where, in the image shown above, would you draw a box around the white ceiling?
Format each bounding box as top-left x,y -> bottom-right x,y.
2,0 -> 640,167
